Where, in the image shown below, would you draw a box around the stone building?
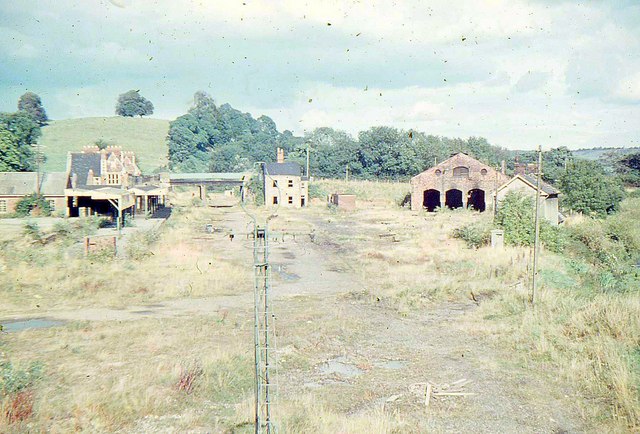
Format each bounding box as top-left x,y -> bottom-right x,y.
263,148 -> 308,208
65,146 -> 165,220
0,172 -> 66,214
410,153 -> 509,212
496,174 -> 561,225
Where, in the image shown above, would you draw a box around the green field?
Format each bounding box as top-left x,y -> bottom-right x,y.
40,117 -> 171,174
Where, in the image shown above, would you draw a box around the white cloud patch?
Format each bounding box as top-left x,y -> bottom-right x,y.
0,0 -> 638,149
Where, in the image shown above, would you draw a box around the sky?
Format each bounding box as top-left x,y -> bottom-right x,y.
0,0 -> 639,150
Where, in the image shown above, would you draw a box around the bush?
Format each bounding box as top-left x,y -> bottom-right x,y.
126,229 -> 160,260
52,220 -> 72,238
495,192 -> 566,252
247,175 -> 264,206
15,194 -> 50,217
22,221 -> 42,242
452,222 -> 491,249
308,183 -> 327,200
0,361 -> 43,396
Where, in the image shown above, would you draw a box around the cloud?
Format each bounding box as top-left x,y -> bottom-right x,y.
0,0 -> 638,149
514,71 -> 551,93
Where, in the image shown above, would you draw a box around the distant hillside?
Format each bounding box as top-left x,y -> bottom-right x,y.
40,117 -> 170,173
573,147 -> 640,161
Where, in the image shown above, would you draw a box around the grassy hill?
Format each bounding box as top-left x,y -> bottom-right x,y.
40,117 -> 171,174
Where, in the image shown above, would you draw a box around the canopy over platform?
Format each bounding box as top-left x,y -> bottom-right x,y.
165,172 -> 249,186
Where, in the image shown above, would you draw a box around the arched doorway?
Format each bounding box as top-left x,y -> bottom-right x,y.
423,189 -> 441,212
467,189 -> 486,212
445,189 -> 463,209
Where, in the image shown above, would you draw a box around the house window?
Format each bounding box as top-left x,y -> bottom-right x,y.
272,196 -> 278,205
272,180 -> 278,187
453,166 -> 469,177
107,173 -> 120,185
301,196 -> 306,207
481,169 -> 488,176
48,200 -> 55,211
0,199 -> 6,213
288,179 -> 294,187
288,196 -> 293,204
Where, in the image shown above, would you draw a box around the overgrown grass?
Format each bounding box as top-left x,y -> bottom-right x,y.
309,180 -> 640,430
0,201 -> 248,315
315,178 -> 409,207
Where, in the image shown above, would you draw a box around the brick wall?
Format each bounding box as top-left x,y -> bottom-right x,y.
410,153 -> 509,211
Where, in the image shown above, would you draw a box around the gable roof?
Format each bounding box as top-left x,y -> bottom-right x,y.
0,172 -> 66,196
264,162 -> 302,177
498,174 -> 560,196
69,152 -> 101,187
411,152 -> 507,182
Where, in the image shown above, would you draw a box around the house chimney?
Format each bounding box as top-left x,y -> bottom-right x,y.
276,147 -> 285,164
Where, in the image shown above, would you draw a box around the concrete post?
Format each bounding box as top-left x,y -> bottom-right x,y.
491,229 -> 504,248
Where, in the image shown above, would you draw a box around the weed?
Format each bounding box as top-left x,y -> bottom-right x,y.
22,221 -> 42,242
0,360 -> 43,424
4,390 -> 34,423
176,362 -> 203,395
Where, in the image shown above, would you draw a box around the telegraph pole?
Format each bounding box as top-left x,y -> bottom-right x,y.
35,140 -> 41,196
345,164 -> 350,182
305,143 -> 310,179
531,146 -> 543,304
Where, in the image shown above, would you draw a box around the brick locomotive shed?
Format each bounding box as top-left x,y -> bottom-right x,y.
410,153 -> 509,212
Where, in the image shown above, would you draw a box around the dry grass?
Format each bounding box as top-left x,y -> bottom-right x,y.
1,183 -> 639,432
0,200 -> 250,316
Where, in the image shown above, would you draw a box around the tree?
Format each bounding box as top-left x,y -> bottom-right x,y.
115,90 -> 154,117
559,160 -> 625,216
614,152 -> 640,186
0,130 -> 22,171
0,112 -> 40,171
17,92 -> 48,125
543,147 -> 572,185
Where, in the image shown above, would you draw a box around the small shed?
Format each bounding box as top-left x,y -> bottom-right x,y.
329,193 -> 356,210
496,174 -> 561,225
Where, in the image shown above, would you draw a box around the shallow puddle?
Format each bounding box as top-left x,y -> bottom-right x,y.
319,357 -> 363,378
2,318 -> 65,333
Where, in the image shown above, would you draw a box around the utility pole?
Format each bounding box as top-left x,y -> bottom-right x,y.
35,140 -> 41,196
305,143 -> 310,179
345,164 -> 350,182
531,146 -> 543,304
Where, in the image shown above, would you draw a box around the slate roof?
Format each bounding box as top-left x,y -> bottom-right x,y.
520,174 -> 560,195
0,172 -> 66,196
40,172 -> 67,195
498,174 -> 560,196
264,162 -> 302,177
69,153 -> 101,187
169,173 -> 247,182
